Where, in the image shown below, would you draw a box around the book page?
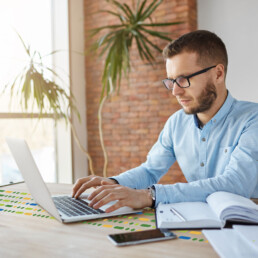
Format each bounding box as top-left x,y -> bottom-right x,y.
166,202 -> 218,221
156,201 -> 221,228
206,191 -> 257,220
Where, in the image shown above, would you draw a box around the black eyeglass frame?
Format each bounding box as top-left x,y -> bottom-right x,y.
162,65 -> 217,90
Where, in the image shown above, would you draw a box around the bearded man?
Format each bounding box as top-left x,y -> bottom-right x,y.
73,30 -> 258,212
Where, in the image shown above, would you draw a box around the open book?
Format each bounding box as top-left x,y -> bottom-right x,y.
156,191 -> 258,229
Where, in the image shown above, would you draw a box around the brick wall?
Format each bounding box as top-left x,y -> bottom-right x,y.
83,0 -> 197,184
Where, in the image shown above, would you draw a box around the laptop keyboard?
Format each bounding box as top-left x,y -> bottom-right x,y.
52,196 -> 105,217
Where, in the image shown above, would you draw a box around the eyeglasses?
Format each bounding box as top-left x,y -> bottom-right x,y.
162,65 -> 216,90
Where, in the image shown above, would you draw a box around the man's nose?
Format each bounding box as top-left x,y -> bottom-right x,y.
172,83 -> 185,96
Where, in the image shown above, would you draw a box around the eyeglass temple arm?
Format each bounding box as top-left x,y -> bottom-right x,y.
186,65 -> 216,79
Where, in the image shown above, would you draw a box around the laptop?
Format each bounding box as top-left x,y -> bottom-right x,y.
6,138 -> 142,223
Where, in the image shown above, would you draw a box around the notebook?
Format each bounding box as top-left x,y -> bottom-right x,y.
6,138 -> 142,223
156,191 -> 258,229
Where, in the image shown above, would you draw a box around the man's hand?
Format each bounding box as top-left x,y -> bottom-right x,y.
87,184 -> 153,213
72,175 -> 117,198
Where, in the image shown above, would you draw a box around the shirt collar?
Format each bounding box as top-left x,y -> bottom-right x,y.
193,91 -> 235,128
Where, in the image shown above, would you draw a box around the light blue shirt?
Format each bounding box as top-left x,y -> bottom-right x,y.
112,92 -> 258,206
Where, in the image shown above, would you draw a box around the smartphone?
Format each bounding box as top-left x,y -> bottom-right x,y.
108,229 -> 177,246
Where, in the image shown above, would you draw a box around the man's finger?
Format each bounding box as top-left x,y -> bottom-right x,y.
74,183 -> 90,199
101,180 -> 115,185
105,200 -> 125,213
73,177 -> 104,198
74,180 -> 97,198
91,192 -> 113,209
72,178 -> 90,197
92,191 -> 121,210
88,184 -> 118,201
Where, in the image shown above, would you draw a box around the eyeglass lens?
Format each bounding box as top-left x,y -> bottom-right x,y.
163,77 -> 189,90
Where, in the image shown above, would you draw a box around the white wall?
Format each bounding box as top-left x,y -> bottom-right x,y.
198,0 -> 258,102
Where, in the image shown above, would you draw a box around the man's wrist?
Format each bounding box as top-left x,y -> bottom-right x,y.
147,186 -> 156,208
141,189 -> 153,208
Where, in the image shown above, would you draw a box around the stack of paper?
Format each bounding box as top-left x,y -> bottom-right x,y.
203,225 -> 258,258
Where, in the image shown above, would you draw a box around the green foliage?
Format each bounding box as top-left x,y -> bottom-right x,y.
91,0 -> 182,101
3,32 -> 79,122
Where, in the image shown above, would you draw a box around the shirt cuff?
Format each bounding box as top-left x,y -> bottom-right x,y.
108,177 -> 119,184
153,184 -> 172,207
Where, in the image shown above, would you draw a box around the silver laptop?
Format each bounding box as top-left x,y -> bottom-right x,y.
6,138 -> 141,223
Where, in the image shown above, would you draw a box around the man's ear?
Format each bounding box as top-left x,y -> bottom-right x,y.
215,64 -> 225,83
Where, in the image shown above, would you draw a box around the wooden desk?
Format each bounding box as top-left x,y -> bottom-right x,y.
0,183 -> 218,258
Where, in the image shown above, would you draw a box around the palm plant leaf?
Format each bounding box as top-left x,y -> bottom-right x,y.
110,1 -> 132,20
123,3 -> 136,22
139,27 -> 172,41
98,31 -> 117,48
99,10 -> 126,23
21,70 -> 32,109
99,36 -> 116,57
135,36 -> 145,60
15,30 -> 31,56
140,21 -> 183,27
42,49 -> 66,58
136,0 -> 147,20
137,0 -> 158,20
140,0 -> 162,21
136,29 -> 162,53
90,24 -> 125,37
137,34 -> 155,62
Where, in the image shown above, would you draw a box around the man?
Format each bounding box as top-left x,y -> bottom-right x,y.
72,30 -> 258,213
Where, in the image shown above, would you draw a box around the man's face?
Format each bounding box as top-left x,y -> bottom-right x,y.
166,52 -> 217,115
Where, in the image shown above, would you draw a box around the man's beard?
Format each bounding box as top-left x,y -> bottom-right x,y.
183,82 -> 217,115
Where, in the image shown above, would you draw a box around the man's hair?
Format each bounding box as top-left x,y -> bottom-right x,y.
163,30 -> 228,76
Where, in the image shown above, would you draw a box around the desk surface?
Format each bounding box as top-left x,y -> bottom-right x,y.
0,183 -> 218,258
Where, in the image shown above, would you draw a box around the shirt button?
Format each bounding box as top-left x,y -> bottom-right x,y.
225,149 -> 228,153
213,119 -> 216,123
200,162 -> 204,167
202,137 -> 206,142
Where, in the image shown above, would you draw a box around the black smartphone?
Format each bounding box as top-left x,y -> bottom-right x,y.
108,229 -> 177,246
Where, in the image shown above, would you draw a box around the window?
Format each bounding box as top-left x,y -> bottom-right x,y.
0,0 -> 87,185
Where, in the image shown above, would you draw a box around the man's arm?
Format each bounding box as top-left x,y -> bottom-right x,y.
113,112 -> 258,207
